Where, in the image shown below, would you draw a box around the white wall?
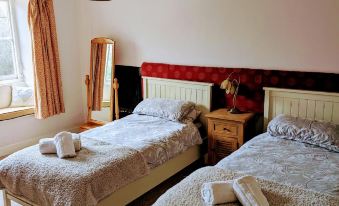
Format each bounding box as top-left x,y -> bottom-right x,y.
1,0 -> 339,155
0,0 -> 84,155
78,0 -> 339,74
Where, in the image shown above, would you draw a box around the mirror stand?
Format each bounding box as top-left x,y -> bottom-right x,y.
80,75 -> 119,132
79,37 -> 119,132
112,78 -> 120,120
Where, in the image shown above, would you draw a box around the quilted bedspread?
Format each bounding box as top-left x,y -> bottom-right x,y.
0,137 -> 149,206
154,167 -> 339,206
216,133 -> 339,196
81,114 -> 202,168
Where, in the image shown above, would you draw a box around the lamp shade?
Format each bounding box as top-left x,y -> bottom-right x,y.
220,79 -> 229,90
220,79 -> 236,95
220,72 -> 241,114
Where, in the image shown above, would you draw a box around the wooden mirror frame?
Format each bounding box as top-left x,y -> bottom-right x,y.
85,37 -> 119,125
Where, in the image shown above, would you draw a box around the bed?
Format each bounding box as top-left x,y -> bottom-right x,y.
153,87 -> 339,205
0,77 -> 213,206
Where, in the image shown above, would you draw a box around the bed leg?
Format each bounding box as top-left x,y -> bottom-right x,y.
2,190 -> 11,206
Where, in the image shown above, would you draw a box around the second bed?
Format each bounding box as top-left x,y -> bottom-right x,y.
154,87 -> 339,206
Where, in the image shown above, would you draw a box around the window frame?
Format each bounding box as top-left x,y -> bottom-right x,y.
0,0 -> 24,83
0,0 -> 34,120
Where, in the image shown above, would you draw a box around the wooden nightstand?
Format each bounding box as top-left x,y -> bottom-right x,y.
206,109 -> 254,165
79,120 -> 106,132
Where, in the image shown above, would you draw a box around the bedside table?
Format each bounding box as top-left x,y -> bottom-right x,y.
205,109 -> 254,165
79,120 -> 106,132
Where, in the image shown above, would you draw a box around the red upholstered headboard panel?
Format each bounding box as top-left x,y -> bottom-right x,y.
141,62 -> 339,113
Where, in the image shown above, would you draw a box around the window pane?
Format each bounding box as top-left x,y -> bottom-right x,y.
0,17 -> 11,38
104,45 -> 113,84
0,39 -> 15,76
0,1 -> 11,38
0,2 -> 9,18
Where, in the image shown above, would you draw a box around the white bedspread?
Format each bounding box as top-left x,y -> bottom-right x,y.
216,133 -> 339,196
0,138 -> 149,206
82,114 -> 202,168
154,167 -> 338,206
0,114 -> 202,205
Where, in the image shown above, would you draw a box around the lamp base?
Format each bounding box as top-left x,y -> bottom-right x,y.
229,107 -> 241,114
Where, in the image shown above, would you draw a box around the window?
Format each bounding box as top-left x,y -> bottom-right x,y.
103,44 -> 113,102
0,0 -> 22,82
0,0 -> 33,120
104,44 -> 113,85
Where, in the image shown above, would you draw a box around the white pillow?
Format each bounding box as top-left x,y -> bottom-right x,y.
267,114 -> 339,152
133,98 -> 195,122
0,85 -> 12,109
10,86 -> 34,107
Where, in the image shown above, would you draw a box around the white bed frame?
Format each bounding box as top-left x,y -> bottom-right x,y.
264,87 -> 339,128
2,77 -> 213,206
143,77 -> 214,128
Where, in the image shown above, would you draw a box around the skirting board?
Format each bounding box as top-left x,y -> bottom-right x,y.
0,126 -> 80,157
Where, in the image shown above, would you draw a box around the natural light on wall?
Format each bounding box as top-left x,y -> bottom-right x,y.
0,0 -> 34,120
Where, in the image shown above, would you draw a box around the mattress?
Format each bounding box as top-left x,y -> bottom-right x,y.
216,133 -> 339,196
82,114 -> 202,168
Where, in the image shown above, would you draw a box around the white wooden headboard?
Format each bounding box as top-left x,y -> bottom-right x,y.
264,87 -> 339,128
142,77 -> 214,126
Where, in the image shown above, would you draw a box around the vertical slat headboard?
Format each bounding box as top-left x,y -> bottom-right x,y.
264,87 -> 339,128
142,77 -> 214,126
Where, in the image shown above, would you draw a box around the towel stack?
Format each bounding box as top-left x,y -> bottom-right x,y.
201,176 -> 269,206
39,131 -> 82,158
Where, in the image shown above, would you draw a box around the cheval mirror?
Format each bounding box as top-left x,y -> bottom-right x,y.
81,38 -> 119,131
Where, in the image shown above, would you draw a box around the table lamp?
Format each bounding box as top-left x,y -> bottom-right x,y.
220,72 -> 241,114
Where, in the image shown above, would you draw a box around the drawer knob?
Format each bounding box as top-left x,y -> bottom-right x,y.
223,128 -> 231,132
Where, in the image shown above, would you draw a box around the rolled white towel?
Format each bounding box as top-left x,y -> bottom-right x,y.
201,180 -> 237,205
72,133 -> 82,151
39,134 -> 82,154
54,131 -> 76,158
39,138 -> 56,154
233,176 -> 269,206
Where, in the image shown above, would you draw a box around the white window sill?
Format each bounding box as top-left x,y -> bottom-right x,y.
0,106 -> 34,121
0,78 -> 26,86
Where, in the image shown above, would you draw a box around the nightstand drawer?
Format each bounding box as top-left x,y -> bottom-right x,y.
212,121 -> 239,137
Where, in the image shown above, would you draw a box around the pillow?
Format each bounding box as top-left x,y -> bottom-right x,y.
0,85 -> 12,109
267,114 -> 339,152
133,98 -> 195,121
181,108 -> 201,123
10,86 -> 34,107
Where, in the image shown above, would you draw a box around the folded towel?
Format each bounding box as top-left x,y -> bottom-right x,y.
39,133 -> 82,154
233,176 -> 269,206
201,180 -> 237,205
39,138 -> 57,154
72,133 -> 82,151
54,131 -> 76,158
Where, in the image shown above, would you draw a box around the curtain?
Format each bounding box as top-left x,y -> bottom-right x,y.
28,0 -> 65,119
91,44 -> 107,111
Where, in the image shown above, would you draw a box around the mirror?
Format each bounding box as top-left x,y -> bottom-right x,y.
86,37 -> 119,123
